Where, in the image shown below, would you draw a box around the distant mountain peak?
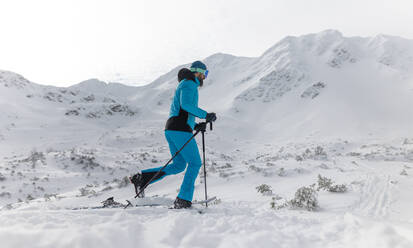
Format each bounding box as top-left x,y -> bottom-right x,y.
0,70 -> 36,90
70,78 -> 107,89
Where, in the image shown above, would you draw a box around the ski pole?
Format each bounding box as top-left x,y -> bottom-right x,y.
202,129 -> 208,207
134,126 -> 204,198
202,121 -> 213,207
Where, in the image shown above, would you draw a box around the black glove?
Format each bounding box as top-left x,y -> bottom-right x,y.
194,122 -> 207,132
205,112 -> 217,122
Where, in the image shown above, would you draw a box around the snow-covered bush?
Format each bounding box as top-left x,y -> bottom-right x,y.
328,184 -> 348,193
317,174 -> 347,193
109,104 -> 135,115
289,185 -> 319,211
26,194 -> 35,201
299,146 -> 328,161
219,171 -> 236,178
271,184 -> 318,211
65,109 -> 80,116
271,174 -> 348,211
295,155 -> 304,161
102,186 -> 113,191
20,150 -> 46,168
70,149 -> 100,170
317,174 -> 333,190
256,184 -> 273,196
314,146 -> 327,157
44,194 -> 57,201
85,104 -> 136,118
400,169 -> 408,176
277,168 -> 287,177
139,152 -> 150,161
249,165 -> 263,173
78,186 -> 97,197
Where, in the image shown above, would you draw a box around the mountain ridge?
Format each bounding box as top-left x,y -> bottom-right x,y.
2,30 -> 413,141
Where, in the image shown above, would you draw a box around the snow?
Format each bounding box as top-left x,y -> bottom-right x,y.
1,30 -> 413,247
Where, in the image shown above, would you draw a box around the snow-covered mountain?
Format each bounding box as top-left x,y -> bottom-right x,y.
145,30 -> 413,140
4,30 -> 413,143
1,30 -> 413,248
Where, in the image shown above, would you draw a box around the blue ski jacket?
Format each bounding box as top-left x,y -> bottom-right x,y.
165,74 -> 207,132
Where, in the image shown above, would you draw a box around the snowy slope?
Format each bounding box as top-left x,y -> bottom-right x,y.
2,30 -> 413,143
143,30 -> 413,141
1,30 -> 413,248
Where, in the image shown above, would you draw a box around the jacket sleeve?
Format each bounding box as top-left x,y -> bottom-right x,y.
180,82 -> 207,119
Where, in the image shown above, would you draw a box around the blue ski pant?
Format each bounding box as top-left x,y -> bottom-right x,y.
141,130 -> 202,201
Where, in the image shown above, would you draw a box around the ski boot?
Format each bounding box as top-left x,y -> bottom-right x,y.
173,197 -> 192,209
130,171 -> 166,198
129,173 -> 145,198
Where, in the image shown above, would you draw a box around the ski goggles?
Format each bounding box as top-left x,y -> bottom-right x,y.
190,68 -> 209,78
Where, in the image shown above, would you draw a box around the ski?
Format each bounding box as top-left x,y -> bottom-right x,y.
70,196 -> 217,211
127,196 -> 217,208
71,197 -> 128,210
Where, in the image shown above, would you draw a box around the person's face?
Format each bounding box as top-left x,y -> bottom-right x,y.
195,72 -> 205,81
194,72 -> 205,87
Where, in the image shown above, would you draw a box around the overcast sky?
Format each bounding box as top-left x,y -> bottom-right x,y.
0,0 -> 412,87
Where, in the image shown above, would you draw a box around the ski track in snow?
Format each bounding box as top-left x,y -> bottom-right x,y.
357,174 -> 392,218
353,162 -> 393,219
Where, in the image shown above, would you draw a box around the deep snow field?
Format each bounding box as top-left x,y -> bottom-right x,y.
1,30 -> 413,247
1,120 -> 413,248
